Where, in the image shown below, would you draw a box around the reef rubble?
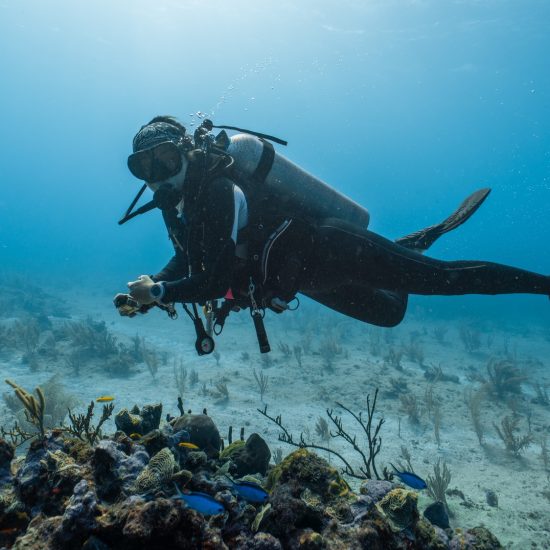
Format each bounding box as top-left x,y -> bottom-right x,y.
0,404 -> 502,550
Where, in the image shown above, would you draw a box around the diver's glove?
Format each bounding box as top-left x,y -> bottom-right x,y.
127,275 -> 166,305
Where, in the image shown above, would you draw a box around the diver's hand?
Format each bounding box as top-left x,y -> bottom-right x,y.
127,275 -> 161,305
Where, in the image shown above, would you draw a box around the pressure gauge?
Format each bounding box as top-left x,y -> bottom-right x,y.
196,334 -> 215,355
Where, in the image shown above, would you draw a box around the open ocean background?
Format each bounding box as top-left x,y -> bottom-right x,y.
1,0 -> 548,326
1,3 -> 550,547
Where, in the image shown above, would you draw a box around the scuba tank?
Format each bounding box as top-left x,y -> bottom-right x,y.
202,123 -> 371,355
226,133 -> 370,229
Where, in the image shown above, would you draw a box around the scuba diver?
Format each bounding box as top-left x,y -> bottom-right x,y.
114,116 -> 550,355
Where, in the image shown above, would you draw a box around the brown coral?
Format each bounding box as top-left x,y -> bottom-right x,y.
375,488 -> 418,532
267,448 -> 349,501
133,447 -> 176,494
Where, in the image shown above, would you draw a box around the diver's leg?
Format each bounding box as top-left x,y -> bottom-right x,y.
302,286 -> 407,327
315,224 -> 550,297
300,228 -> 408,326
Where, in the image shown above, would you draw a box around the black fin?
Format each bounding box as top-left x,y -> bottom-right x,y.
395,188 -> 491,252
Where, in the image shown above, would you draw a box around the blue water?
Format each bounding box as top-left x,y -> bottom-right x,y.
1,1 -> 548,326
1,3 -> 549,546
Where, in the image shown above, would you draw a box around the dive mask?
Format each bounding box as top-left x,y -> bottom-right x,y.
127,141 -> 183,182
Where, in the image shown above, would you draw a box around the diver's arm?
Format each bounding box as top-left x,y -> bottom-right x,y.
152,207 -> 189,282
161,241 -> 235,303
152,246 -> 187,282
160,179 -> 240,304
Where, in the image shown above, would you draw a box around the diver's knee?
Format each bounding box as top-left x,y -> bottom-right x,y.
353,305 -> 405,327
378,312 -> 405,328
369,300 -> 407,327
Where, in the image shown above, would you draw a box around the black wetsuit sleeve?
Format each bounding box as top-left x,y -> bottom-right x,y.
152,248 -> 187,282
161,178 -> 237,303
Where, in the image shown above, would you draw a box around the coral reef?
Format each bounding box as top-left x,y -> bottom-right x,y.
67,401 -> 115,445
466,388 -> 485,446
426,459 -> 452,516
424,500 -> 450,530
173,359 -> 187,397
376,487 -> 418,531
400,393 -> 421,425
459,326 -> 482,353
3,379 -> 46,442
171,413 -> 221,457
404,340 -> 425,366
114,403 -> 162,437
424,364 -> 459,384
384,347 -> 404,371
259,389 -> 384,480
484,358 -> 527,401
0,278 -> 69,319
493,415 -> 533,456
1,314 -> 169,383
318,333 -> 343,371
3,376 -> 78,440
253,369 -> 269,401
0,402 -> 503,549
219,433 -> 271,477
55,318 -> 143,377
133,447 -> 176,494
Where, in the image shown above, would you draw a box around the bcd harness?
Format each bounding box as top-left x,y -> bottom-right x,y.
207,138 -> 293,354
196,136 -> 304,355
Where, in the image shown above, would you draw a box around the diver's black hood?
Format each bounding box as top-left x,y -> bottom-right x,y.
132,120 -> 188,153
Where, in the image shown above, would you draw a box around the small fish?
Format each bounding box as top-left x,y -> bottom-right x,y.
96,396 -> 115,402
390,463 -> 427,490
172,484 -> 225,516
129,433 -> 142,440
178,442 -> 200,450
225,476 -> 269,504
168,429 -> 190,447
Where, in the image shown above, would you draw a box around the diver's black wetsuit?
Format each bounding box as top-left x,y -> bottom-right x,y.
302,219 -> 549,326
153,177 -> 549,326
153,176 -> 243,304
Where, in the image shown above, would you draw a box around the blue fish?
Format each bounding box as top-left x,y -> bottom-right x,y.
172,484 -> 225,515
225,476 -> 269,504
389,463 -> 427,490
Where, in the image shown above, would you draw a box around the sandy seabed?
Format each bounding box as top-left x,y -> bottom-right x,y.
1,285 -> 549,549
